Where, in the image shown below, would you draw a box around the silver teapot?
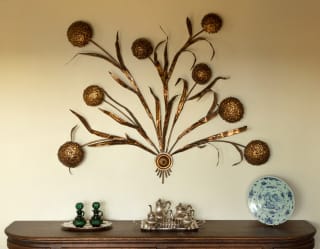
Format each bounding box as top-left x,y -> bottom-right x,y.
174,203 -> 192,221
182,209 -> 195,226
155,199 -> 171,221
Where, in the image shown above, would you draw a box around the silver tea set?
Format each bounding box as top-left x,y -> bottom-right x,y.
141,199 -> 202,231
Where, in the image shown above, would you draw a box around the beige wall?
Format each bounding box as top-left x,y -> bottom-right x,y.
1,0 -> 320,247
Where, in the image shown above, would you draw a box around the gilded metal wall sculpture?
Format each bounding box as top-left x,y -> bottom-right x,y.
58,13 -> 270,183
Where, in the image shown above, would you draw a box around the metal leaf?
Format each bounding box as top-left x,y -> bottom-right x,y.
154,40 -> 166,60
99,106 -> 159,154
103,99 -> 135,125
188,76 -> 229,101
115,32 -> 125,69
208,143 -> 220,167
126,134 -> 158,155
165,78 -> 188,150
151,41 -> 165,81
163,38 -> 169,73
116,67 -> 156,128
89,39 -> 119,66
162,95 -> 178,150
86,135 -> 157,155
169,91 -> 218,152
197,145 -> 207,149
111,67 -> 156,133
172,126 -> 248,155
231,144 -> 244,166
103,89 -> 136,125
109,72 -> 136,93
70,110 -> 122,140
214,140 -> 245,166
70,125 -> 78,141
182,50 -> 197,69
135,90 -> 156,129
78,52 -> 120,68
103,89 -> 156,151
189,37 -> 215,60
87,139 -> 126,147
149,87 -> 163,150
186,17 -> 193,37
99,108 -> 137,128
174,78 -> 188,123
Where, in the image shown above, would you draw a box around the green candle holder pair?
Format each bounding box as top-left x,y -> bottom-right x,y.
73,202 -> 104,228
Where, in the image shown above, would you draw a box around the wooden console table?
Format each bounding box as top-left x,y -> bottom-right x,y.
5,220 -> 316,249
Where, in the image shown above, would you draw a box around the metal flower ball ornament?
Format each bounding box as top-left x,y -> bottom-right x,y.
58,13 -> 270,183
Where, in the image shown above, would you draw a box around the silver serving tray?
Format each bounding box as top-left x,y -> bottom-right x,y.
140,219 -> 203,231
62,220 -> 112,232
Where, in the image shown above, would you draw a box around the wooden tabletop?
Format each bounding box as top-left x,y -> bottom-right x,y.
5,220 -> 316,243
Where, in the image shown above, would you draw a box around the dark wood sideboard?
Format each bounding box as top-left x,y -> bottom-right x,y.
5,220 -> 316,249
